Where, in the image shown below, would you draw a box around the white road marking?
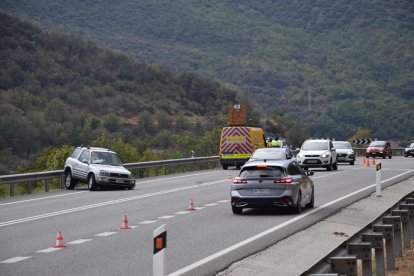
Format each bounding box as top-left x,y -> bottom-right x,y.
194,207 -> 205,210
158,215 -> 175,219
168,170 -> 414,276
37,248 -> 62,253
0,256 -> 31,263
140,220 -> 157,225
94,232 -> 117,237
67,239 -> 92,245
130,225 -> 139,229
175,211 -> 191,215
0,179 -> 227,228
218,200 -> 229,203
204,203 -> 217,207
0,192 -> 88,206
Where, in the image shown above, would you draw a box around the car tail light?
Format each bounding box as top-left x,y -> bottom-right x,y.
233,179 -> 247,184
256,164 -> 268,169
274,178 -> 293,184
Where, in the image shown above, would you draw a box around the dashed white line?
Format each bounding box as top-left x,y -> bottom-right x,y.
204,203 -> 217,207
158,215 -> 175,219
0,257 -> 31,263
67,239 -> 92,245
140,220 -> 157,225
37,248 -> 62,253
175,211 -> 191,215
94,232 -> 117,237
218,200 -> 229,203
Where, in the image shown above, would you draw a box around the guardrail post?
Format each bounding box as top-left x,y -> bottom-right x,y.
146,168 -> 149,177
391,210 -> 410,248
10,183 -> 14,197
373,224 -> 395,271
45,179 -> 49,192
28,180 -> 33,194
164,166 -> 167,176
383,216 -> 402,258
362,232 -> 385,276
347,242 -> 372,276
399,203 -> 414,238
330,256 -> 357,275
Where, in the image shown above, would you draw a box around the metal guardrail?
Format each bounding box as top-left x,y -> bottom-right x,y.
0,156 -> 220,197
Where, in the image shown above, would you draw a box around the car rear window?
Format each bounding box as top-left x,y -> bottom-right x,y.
240,166 -> 285,178
251,150 -> 286,160
370,141 -> 386,147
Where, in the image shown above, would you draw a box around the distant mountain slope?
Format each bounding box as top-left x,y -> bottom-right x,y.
0,13 -> 239,161
0,1 -> 413,142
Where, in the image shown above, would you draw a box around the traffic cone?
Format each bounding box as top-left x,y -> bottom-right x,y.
187,199 -> 196,211
226,172 -> 232,180
366,159 -> 370,168
53,230 -> 66,248
120,214 -> 131,229
362,157 -> 366,165
372,159 -> 376,165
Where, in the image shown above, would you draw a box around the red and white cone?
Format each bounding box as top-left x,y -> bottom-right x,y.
372,158 -> 376,165
187,199 -> 196,211
120,214 -> 131,229
53,230 -> 66,248
362,157 -> 366,165
366,159 -> 370,168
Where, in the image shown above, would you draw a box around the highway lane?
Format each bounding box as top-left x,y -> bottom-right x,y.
0,157 -> 413,276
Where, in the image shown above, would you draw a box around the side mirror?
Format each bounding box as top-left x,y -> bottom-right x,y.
82,159 -> 89,164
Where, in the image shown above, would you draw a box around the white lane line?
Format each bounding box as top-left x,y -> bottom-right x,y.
0,256 -> 31,263
0,179 -> 227,228
168,170 -> 414,276
194,207 -> 205,210
94,232 -> 117,237
0,192 -> 89,206
204,203 -> 217,207
158,215 -> 175,219
175,211 -> 191,215
218,200 -> 229,203
67,239 -> 92,245
140,220 -> 157,225
37,248 -> 62,253
136,171 -> 221,184
130,225 -> 139,229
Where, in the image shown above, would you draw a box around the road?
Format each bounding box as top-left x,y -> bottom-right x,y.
0,157 -> 413,276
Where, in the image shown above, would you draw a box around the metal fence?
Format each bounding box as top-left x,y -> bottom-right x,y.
0,156 -> 220,197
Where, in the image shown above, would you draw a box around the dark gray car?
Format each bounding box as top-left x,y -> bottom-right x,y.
230,159 -> 314,214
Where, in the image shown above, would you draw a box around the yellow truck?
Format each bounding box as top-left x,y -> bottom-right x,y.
219,126 -> 266,169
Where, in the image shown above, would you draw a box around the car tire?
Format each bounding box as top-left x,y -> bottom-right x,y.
236,164 -> 241,170
232,206 -> 243,215
293,192 -> 302,214
88,174 -> 98,191
222,164 -> 228,170
389,155 -> 392,159
326,162 -> 333,171
305,189 -> 314,208
333,161 -> 338,171
64,171 -> 77,190
127,185 -> 135,190
350,161 -> 355,165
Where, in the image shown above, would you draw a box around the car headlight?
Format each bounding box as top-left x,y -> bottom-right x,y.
321,152 -> 330,158
297,153 -> 303,158
99,170 -> 110,177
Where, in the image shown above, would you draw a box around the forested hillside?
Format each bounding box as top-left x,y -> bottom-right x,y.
1,0 -> 413,142
0,13 -> 248,173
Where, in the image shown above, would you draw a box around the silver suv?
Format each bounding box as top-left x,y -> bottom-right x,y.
296,139 -> 338,171
64,146 -> 135,191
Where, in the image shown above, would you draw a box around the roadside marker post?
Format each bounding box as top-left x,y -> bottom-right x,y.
153,224 -> 167,276
376,162 -> 382,197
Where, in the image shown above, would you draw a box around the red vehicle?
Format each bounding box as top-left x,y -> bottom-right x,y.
366,141 -> 392,159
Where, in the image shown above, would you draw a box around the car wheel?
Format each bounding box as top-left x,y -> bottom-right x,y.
326,162 -> 333,171
88,174 -> 98,191
333,161 -> 338,171
305,189 -> 314,208
222,164 -> 228,170
127,185 -> 135,190
232,206 -> 243,215
293,192 -> 302,214
236,164 -> 241,170
64,171 -> 76,190
350,161 -> 355,165
389,155 -> 392,159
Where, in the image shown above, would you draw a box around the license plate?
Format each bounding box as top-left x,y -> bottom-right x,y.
253,189 -> 269,194
307,160 -> 318,163
116,179 -> 124,183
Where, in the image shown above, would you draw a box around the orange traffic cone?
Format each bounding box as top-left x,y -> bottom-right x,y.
53,230 -> 66,248
120,214 -> 131,229
187,199 -> 196,211
366,159 -> 370,168
226,172 -> 232,180
362,157 -> 366,165
372,159 -> 376,165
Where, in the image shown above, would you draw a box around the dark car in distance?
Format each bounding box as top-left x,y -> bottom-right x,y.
405,143 -> 414,157
366,141 -> 392,159
230,159 -> 314,215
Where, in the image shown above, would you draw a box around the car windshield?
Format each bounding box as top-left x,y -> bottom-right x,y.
333,142 -> 351,149
302,141 -> 328,150
250,149 -> 286,160
91,151 -> 122,165
370,141 -> 386,147
240,166 -> 285,178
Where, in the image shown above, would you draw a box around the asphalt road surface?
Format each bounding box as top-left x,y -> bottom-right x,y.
1,157 -> 413,276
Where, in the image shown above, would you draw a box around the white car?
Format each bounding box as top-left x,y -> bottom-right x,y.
296,139 -> 338,171
333,141 -> 355,165
64,146 -> 135,191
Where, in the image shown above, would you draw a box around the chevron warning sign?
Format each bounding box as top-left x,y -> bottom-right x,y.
353,138 -> 373,145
